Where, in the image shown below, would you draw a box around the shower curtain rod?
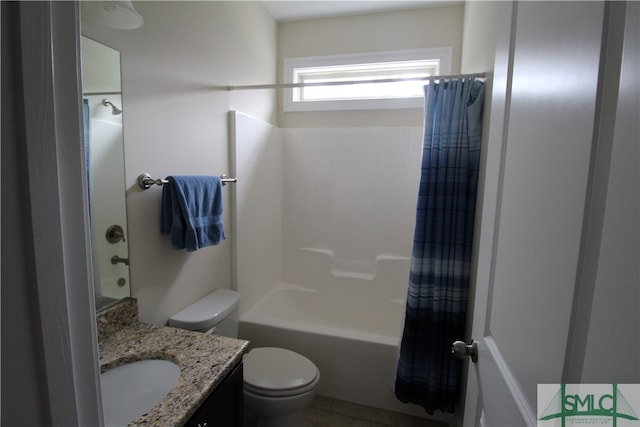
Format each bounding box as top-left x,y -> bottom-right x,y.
226,72 -> 485,91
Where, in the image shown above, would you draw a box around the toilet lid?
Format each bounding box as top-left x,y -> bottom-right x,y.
243,347 -> 319,397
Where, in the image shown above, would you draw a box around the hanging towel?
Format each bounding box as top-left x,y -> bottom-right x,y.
161,175 -> 225,251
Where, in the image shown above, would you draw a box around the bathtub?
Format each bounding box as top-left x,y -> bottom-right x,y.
239,283 -> 443,420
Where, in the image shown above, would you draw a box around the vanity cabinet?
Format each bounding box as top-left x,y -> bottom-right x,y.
185,362 -> 243,427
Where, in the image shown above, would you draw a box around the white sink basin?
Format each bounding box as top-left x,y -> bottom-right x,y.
101,359 -> 181,427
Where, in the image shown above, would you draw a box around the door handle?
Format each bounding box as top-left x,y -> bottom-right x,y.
106,225 -> 126,243
111,255 -> 129,266
451,340 -> 478,363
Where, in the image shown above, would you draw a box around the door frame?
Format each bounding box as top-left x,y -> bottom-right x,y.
13,2 -> 103,425
462,2 -> 520,425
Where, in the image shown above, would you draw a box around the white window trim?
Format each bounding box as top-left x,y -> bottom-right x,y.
283,47 -> 452,112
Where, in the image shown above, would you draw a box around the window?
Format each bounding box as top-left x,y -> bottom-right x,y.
283,48 -> 452,112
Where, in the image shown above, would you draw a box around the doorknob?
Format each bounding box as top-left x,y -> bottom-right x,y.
106,225 -> 126,243
451,340 -> 478,363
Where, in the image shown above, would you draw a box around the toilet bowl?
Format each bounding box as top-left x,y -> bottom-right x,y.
243,347 -> 319,427
168,289 -> 320,427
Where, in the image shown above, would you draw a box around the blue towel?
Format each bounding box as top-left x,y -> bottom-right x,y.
161,175 -> 225,251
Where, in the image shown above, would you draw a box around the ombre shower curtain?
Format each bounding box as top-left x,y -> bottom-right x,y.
395,77 -> 484,414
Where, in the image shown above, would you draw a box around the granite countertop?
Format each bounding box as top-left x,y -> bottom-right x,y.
97,298 -> 250,427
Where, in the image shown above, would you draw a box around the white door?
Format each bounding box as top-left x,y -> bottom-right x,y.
462,2 -> 606,426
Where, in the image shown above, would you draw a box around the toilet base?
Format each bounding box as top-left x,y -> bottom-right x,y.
243,387 -> 316,427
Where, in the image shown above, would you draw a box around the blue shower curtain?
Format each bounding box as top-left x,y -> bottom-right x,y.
395,77 -> 484,414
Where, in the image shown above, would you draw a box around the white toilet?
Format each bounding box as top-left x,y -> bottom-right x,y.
168,289 -> 320,427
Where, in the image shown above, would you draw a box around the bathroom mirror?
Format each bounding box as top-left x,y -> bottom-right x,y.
81,36 -> 131,310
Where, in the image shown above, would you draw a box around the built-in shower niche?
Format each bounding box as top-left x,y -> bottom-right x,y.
291,248 -> 410,301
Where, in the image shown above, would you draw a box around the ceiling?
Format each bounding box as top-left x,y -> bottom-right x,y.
261,0 -> 462,22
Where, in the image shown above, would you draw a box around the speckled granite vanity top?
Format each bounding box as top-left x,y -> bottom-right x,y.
97,298 -> 249,426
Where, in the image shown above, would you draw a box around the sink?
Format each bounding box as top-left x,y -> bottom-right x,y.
101,359 -> 181,427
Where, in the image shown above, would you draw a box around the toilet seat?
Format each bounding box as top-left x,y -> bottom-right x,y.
243,347 -> 319,398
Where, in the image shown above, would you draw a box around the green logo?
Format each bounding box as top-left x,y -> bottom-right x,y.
538,384 -> 639,427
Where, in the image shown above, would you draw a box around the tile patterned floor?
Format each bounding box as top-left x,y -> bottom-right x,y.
301,396 -> 448,427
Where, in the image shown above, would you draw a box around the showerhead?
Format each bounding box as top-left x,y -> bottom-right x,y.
102,99 -> 122,115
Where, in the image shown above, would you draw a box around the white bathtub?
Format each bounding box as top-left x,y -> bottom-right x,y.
239,283 -> 443,420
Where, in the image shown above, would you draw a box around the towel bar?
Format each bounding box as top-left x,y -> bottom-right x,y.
137,173 -> 237,189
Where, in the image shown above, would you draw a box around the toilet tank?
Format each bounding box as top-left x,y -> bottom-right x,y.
168,289 -> 240,337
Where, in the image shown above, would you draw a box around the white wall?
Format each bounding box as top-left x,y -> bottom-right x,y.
460,1 -> 503,74
79,2 -> 462,325
81,36 -> 121,92
281,127 -> 422,292
231,115 -> 422,314
231,112 -> 283,315
82,1 -> 278,324
278,5 -> 464,128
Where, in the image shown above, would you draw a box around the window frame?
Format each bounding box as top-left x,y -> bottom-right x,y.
283,47 -> 452,112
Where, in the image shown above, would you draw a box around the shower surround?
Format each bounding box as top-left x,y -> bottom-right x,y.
231,111 -> 436,418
